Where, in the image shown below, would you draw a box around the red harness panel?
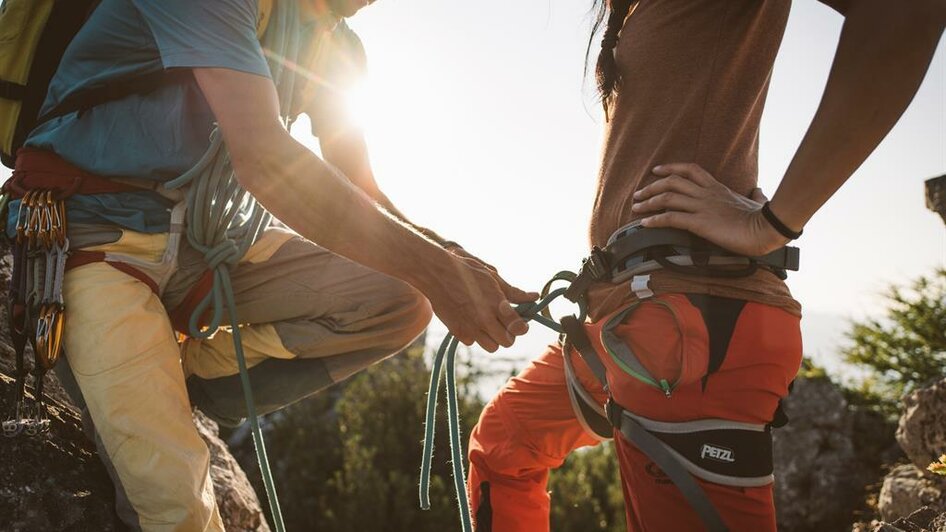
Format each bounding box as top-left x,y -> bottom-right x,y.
4,148 -> 144,199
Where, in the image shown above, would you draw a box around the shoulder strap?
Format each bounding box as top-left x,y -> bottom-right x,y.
33,69 -> 193,128
33,0 -> 273,130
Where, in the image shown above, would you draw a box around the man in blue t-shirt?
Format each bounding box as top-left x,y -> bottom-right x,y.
14,0 -> 536,529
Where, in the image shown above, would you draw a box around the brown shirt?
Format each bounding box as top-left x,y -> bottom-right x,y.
587,0 -> 802,320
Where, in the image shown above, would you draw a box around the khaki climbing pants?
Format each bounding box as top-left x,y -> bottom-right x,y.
61,223 -> 432,531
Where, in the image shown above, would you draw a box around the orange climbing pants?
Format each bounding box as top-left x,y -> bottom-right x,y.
468,293 -> 802,531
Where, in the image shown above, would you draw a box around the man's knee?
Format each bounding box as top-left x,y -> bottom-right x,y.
376,279 -> 433,350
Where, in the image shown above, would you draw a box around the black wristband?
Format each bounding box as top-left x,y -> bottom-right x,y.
761,202 -> 803,240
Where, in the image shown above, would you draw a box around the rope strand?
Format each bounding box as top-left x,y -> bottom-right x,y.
163,2 -> 308,530
419,277 -> 587,531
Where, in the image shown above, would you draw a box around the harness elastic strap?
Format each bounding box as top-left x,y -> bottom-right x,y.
562,339 -> 613,440
608,402 -> 730,532
66,250 -> 160,295
560,315 -> 608,388
5,148 -> 144,199
684,294 -> 746,391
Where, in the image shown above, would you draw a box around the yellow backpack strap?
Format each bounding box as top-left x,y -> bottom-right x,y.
256,0 -> 273,38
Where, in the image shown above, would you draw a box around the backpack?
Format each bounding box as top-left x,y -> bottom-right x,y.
0,0 -> 274,169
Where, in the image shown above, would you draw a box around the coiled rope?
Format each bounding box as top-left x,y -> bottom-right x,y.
164,2 -> 307,530
419,271 -> 588,532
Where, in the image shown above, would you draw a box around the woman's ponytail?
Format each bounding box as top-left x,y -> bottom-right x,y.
592,0 -> 634,120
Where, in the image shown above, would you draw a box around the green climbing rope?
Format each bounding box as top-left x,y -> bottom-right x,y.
419,271 -> 588,532
163,2 -> 312,531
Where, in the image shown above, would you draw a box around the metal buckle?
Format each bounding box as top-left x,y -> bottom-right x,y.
604,397 -> 622,428
582,246 -> 611,281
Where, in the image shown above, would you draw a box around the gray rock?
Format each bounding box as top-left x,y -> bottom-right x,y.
774,376 -> 862,531
878,464 -> 946,522
195,410 -> 271,532
0,368 -> 272,531
0,372 -> 122,531
898,378 -> 946,472
867,506 -> 946,531
932,511 -> 946,531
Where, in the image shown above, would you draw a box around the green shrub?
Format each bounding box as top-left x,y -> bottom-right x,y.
842,268 -> 946,417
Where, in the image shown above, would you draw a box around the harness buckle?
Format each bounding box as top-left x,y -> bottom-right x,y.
583,246 -> 611,280
604,396 -> 623,428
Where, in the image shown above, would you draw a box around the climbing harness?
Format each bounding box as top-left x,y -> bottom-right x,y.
0,153 -> 176,437
420,223 -> 800,532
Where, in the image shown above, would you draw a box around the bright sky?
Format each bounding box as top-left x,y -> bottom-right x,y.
323,0 -> 945,368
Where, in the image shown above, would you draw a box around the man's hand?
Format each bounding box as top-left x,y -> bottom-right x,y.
632,163 -> 789,256
415,249 -> 537,353
447,244 -> 538,302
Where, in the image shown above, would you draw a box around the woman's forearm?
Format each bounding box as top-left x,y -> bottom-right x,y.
769,0 -> 944,231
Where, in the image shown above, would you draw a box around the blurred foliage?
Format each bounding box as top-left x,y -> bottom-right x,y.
929,455 -> 946,477
842,268 -> 946,418
229,339 -> 630,531
549,444 -> 626,531
798,357 -> 829,380
234,342 -> 488,531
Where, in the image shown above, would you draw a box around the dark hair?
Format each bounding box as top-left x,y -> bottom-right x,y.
588,0 -> 634,120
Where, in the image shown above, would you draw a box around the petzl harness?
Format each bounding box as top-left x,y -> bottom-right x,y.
420,223 -> 799,532
562,223 -> 798,531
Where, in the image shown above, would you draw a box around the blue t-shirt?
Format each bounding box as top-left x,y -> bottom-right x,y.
8,0 -> 363,235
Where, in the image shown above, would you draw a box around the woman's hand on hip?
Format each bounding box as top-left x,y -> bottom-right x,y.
631,163 -> 789,257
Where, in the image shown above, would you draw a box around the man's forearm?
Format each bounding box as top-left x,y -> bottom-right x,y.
320,129 -> 455,248
372,193 -> 455,247
242,129 -> 451,290
769,0 -> 945,230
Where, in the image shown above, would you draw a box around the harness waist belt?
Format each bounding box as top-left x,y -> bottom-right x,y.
3,148 -> 168,199
565,223 -> 800,302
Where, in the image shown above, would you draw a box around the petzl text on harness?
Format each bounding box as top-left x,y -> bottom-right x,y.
420,224 -> 800,532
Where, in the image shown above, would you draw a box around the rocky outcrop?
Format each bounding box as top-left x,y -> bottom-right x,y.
0,372 -> 122,531
878,464 -> 946,523
773,376 -> 899,532
196,410 -> 271,532
897,379 -> 946,472
0,365 -> 271,531
864,506 -> 946,532
869,377 -> 946,527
